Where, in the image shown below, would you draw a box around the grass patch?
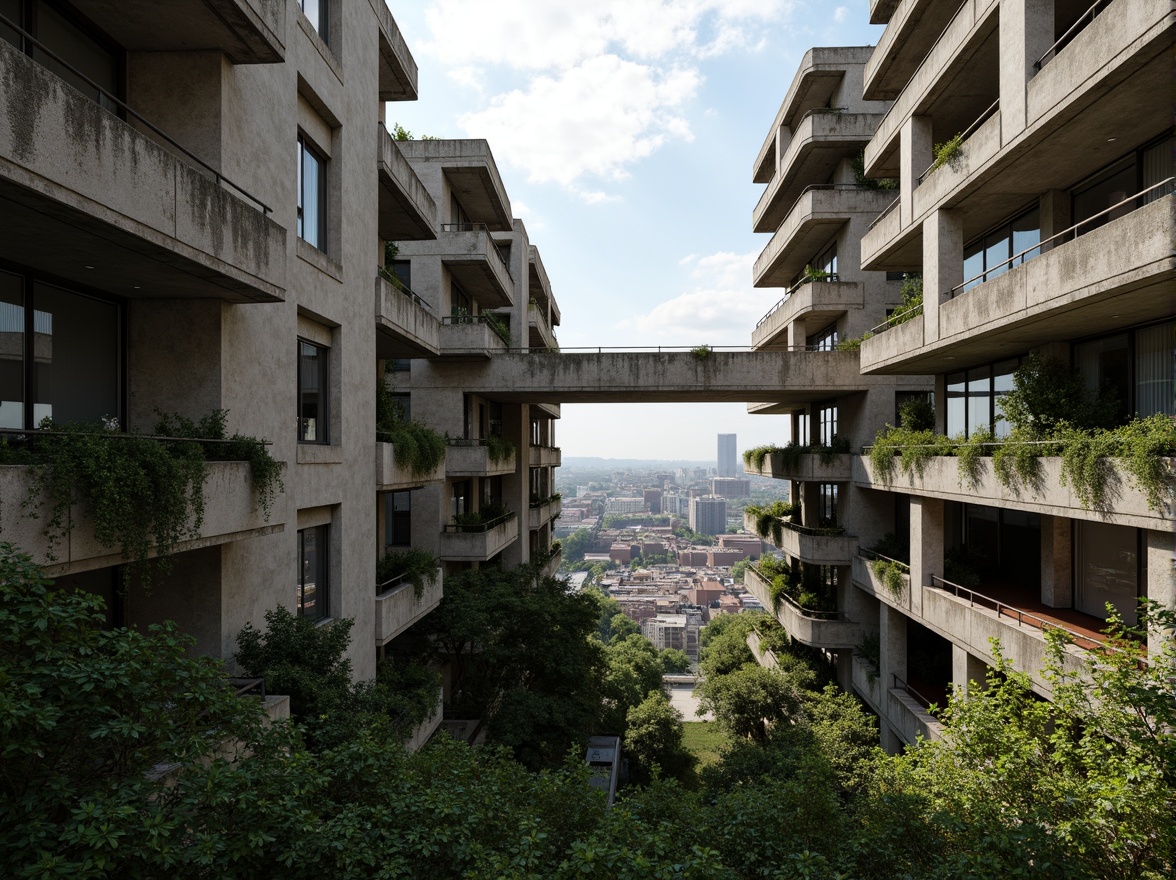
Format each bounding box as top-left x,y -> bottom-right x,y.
681,721 -> 729,773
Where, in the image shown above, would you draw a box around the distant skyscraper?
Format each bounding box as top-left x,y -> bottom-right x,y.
689,495 -> 727,536
717,433 -> 738,477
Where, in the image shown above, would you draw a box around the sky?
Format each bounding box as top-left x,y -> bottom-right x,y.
387,0 -> 884,461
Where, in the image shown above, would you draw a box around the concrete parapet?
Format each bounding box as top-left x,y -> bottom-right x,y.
377,129 -> 437,241
376,441 -> 446,491
375,572 -> 444,646
438,515 -> 519,561
445,444 -> 516,478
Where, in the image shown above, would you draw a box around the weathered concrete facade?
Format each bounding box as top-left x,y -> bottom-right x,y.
758,3 -> 1174,750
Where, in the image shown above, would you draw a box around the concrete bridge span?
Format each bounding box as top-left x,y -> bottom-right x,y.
411,349 -> 914,407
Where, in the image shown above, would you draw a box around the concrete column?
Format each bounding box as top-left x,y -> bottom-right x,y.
1000,0 -> 1055,137
789,317 -> 807,349
933,373 -> 947,434
502,403 -> 529,567
836,650 -> 852,690
880,602 -> 908,687
951,644 -> 988,699
922,208 -> 964,344
775,124 -> 792,169
900,115 -> 933,226
1038,189 -> 1071,250
879,722 -> 904,755
509,223 -> 529,351
910,496 -> 944,615
1040,514 -> 1073,608
1146,528 -> 1175,658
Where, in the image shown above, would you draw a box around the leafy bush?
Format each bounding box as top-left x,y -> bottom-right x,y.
1000,352 -> 1118,438
376,379 -> 446,476
743,444 -> 784,470
485,433 -> 515,464
930,133 -> 964,173
886,275 -> 923,327
376,548 -> 440,598
898,395 -> 935,432
690,344 -> 712,360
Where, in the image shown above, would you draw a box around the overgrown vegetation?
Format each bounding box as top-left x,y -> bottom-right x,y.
3,545 -> 1174,878
690,344 -> 712,360
866,533 -> 909,599
852,149 -> 899,190
743,500 -> 797,545
376,548 -> 440,598
868,354 -> 1176,511
930,132 -> 964,173
375,378 -> 446,476
0,411 -> 281,581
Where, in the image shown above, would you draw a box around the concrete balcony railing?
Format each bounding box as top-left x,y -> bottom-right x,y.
852,454 -> 1170,530
0,40 -> 287,304
374,571 -> 444,647
752,280 -> 864,350
372,0 -> 418,101
744,512 -> 857,566
405,687 -> 444,752
754,111 -> 885,233
375,276 -> 441,359
377,126 -> 436,241
529,445 -> 562,468
529,497 -> 562,530
745,565 -> 864,650
435,226 -> 514,309
444,441 -> 516,478
540,545 -> 563,579
438,513 -> 519,562
861,192 -> 1176,376
375,441 -> 446,491
438,316 -> 510,359
527,304 -> 559,351
0,460 -> 284,576
397,139 -> 513,231
754,186 -> 896,288
743,450 -> 852,483
73,0 -> 285,63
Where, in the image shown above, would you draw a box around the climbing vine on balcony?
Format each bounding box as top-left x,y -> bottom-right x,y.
377,548 -> 440,600
376,377 -> 446,476
0,411 -> 281,583
744,501 -> 797,546
485,433 -> 515,464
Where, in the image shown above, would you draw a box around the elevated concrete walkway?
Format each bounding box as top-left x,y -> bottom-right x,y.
412,349 -> 888,405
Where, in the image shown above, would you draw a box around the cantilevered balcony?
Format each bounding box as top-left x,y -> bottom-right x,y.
378,125 -> 437,241
529,445 -> 562,468
540,544 -> 563,579
527,302 -> 559,350
850,652 -> 944,745
860,190 -> 1175,375
437,315 -> 509,359
445,440 -> 517,478
0,41 -> 286,303
375,569 -> 443,647
0,460 -> 284,576
752,280 -> 866,351
398,139 -> 513,230
376,440 -> 445,491
435,226 -> 514,309
864,0 -> 970,100
71,0 -> 284,63
405,687 -> 444,752
755,185 -> 896,288
744,565 -> 864,649
853,453 -> 1169,531
744,450 -> 852,483
438,512 -> 519,562
375,276 -> 441,359
529,497 -> 562,530
372,0 -> 418,101
743,512 -> 857,566
754,112 -> 884,233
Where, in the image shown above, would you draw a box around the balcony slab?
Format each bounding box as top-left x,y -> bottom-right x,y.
376,441 -> 445,491
375,277 -> 440,359
445,444 -> 516,478
438,516 -> 519,562
375,572 -> 443,646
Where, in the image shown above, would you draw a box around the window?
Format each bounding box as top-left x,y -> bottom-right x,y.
1075,521 -> 1139,625
451,480 -> 472,519
946,358 -> 1019,438
817,403 -> 838,447
2,1 -> 121,112
818,483 -> 838,527
297,135 -> 327,251
0,269 -> 121,430
297,340 -> 328,443
1071,134 -> 1174,236
298,525 -> 329,621
1075,319 -> 1175,421
298,0 -> 328,43
808,324 -> 838,351
383,491 -> 411,549
962,207 -> 1040,291
792,410 -> 810,446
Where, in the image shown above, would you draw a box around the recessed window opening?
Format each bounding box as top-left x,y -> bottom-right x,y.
297,135 -> 327,251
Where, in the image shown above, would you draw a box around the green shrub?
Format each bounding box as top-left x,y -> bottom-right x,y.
690,345 -> 712,360
485,433 -> 515,463
376,378 -> 446,476
930,133 -> 963,173
377,548 -> 440,598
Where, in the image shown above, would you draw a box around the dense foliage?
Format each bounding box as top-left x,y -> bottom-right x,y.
376,548 -> 440,598
376,379 -> 446,476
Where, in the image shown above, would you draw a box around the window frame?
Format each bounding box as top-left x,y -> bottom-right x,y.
297,134 -> 328,252
297,523 -> 330,622
297,337 -> 329,444
298,0 -> 329,44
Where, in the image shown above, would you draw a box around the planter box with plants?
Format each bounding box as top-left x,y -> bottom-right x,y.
438,510 -> 519,561
743,509 -> 856,566
438,315 -> 510,357
744,564 -> 863,650
528,494 -> 562,530
444,436 -> 516,477
540,543 -> 563,577
374,550 -> 443,646
743,442 -> 852,482
0,412 -> 284,577
376,437 -> 446,489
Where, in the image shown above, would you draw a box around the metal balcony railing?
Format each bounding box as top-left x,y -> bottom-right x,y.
1034,0 -> 1114,70
443,511 -> 516,533
755,273 -> 841,329
930,575 -> 1104,648
891,673 -> 937,712
0,12 -> 271,215
867,195 -> 901,230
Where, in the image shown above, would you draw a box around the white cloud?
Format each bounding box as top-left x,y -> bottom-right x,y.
833,6 -> 849,23
458,56 -> 700,190
421,0 -> 794,70
689,250 -> 756,288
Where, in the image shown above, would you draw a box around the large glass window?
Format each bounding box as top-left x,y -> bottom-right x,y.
298,525 -> 329,622
1071,134 -> 1175,235
0,270 -> 121,430
962,207 -> 1040,291
1135,322 -> 1175,418
383,491 -> 411,549
298,340 -> 328,443
817,403 -> 838,446
946,358 -> 1018,438
1075,521 -> 1139,625
808,324 -> 838,351
1075,320 -> 1176,421
297,136 -> 327,251
298,0 -> 329,43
